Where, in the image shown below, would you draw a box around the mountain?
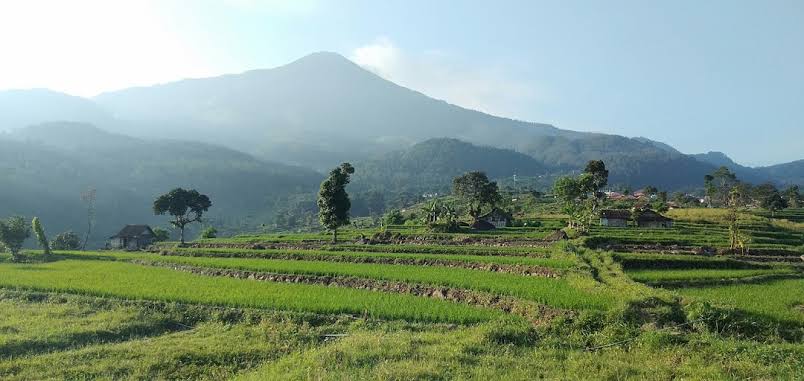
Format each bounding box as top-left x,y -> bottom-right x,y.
1,52 -> 801,190
0,122 -> 321,246
0,89 -> 113,130
94,52 -> 583,169
351,138 -> 546,194
90,52 -> 725,188
757,160 -> 804,187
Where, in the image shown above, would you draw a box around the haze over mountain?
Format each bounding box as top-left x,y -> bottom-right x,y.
0,122 -> 321,246
0,52 -> 802,191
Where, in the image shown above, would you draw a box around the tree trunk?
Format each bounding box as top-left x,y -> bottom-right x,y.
82,217 -> 91,251
180,226 -> 185,244
333,228 -> 338,244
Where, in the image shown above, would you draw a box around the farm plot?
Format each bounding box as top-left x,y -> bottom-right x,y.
62,250 -> 613,311
0,260 -> 499,324
620,252 -> 804,333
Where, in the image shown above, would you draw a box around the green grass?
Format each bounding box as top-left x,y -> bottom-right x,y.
628,268 -> 798,283
0,298 -> 184,358
237,323 -> 804,380
588,208 -> 804,250
678,278 -> 804,325
0,260 -> 499,324
167,247 -> 576,269
613,252 -> 774,270
67,251 -> 614,311
0,321 -> 319,380
328,243 -> 553,257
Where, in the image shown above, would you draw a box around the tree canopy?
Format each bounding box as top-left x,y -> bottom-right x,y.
452,171 -> 501,221
153,188 -> 212,244
0,216 -> 31,261
318,163 -> 355,243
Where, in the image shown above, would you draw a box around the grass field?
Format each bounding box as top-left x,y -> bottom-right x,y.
0,209 -> 802,379
0,260 -> 498,324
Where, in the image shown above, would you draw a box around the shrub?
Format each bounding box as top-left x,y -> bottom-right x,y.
200,227 -> 218,239
152,228 -> 170,242
52,231 -> 82,250
383,210 -> 405,225
0,216 -> 31,261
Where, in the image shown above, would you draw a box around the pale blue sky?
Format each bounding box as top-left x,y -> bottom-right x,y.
1,0 -> 802,165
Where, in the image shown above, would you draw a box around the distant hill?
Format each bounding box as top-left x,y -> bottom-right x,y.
0,122 -> 321,246
0,89 -> 113,131
757,160 -> 804,187
1,53 -> 801,190
88,52 -> 724,188
351,138 -> 546,194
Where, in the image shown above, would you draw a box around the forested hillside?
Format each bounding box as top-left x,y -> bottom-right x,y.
0,123 -> 321,246
351,138 -> 546,194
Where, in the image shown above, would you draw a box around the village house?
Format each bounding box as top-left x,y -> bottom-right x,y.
599,209 -> 631,227
107,225 -> 156,250
600,208 -> 674,228
635,209 -> 674,228
476,208 -> 512,229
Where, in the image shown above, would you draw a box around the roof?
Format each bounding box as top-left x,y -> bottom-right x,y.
600,209 -> 631,220
636,209 -> 673,222
110,225 -> 155,239
478,208 -> 511,221
471,220 -> 496,231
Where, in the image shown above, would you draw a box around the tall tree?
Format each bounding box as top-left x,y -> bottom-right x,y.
80,187 -> 96,250
782,185 -> 801,208
584,160 -> 609,192
32,217 -> 51,257
318,163 -> 355,243
0,216 -> 31,262
452,171 -> 501,221
553,176 -> 585,229
153,188 -> 212,244
759,190 -> 788,217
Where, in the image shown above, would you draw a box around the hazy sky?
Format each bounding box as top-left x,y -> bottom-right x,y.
1,0 -> 802,166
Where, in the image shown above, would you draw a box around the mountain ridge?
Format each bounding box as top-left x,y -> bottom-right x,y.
0,52 -> 801,189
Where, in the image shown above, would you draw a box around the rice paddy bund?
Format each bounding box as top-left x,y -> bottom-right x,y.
0,208 -> 802,380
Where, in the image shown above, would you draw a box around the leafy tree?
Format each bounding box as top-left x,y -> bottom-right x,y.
703,175 -> 716,207
152,228 -> 170,242
199,227 -> 218,239
584,160 -> 609,192
318,163 -> 355,243
153,188 -> 212,244
52,231 -> 82,250
32,217 -> 51,257
760,191 -> 788,217
707,166 -> 738,206
643,186 -> 658,197
553,175 -> 589,230
0,216 -> 31,261
782,185 -> 801,208
383,209 -> 405,226
452,171 -> 501,221
658,191 -> 668,203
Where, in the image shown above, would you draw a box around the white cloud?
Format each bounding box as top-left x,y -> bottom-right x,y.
350,37 -> 545,120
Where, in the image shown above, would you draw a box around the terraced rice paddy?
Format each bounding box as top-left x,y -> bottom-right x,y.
0,212 -> 801,379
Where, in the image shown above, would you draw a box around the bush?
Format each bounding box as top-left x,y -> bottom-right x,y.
200,227 -> 218,239
52,231 -> 82,250
383,210 -> 405,225
152,228 -> 170,242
